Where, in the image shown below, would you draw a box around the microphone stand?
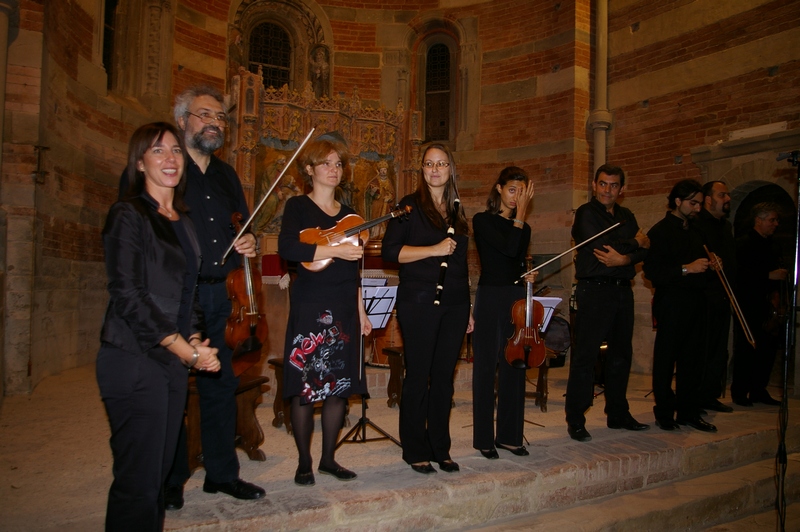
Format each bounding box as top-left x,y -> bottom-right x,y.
775,149 -> 799,532
337,237 -> 401,449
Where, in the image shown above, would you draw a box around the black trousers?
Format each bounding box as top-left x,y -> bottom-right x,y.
731,316 -> 779,401
651,289 -> 706,420
472,285 -> 527,450
167,283 -> 240,486
565,281 -> 634,427
396,300 -> 470,464
97,347 -> 187,532
699,289 -> 731,404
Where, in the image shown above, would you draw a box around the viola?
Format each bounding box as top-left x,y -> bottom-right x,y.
505,255 -> 547,369
299,205 -> 411,271
225,212 -> 268,376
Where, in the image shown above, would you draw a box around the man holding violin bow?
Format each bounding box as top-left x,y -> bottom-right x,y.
119,86 -> 265,508
565,165 -> 650,442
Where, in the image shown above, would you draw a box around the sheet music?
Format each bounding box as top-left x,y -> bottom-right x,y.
362,286 -> 397,329
532,296 -> 562,332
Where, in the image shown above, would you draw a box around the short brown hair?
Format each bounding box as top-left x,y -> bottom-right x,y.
295,137 -> 350,186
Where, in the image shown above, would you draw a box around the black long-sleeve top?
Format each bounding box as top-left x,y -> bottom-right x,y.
643,212 -> 707,290
382,194 -> 470,305
572,197 -> 646,280
694,208 -> 736,289
472,211 -> 530,286
735,227 -> 782,320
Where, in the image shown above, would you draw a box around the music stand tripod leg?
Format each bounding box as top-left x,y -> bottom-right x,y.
336,394 -> 401,449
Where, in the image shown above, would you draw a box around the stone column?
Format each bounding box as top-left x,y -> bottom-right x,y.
588,0 -> 611,174
0,0 -> 20,400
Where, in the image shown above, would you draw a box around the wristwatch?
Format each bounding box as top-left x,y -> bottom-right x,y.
681,266 -> 688,276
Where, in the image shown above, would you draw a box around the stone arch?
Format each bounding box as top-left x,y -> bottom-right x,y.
229,0 -> 333,93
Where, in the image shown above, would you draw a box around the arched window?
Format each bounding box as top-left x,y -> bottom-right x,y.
425,43 -> 451,141
102,0 -> 119,90
249,23 -> 292,89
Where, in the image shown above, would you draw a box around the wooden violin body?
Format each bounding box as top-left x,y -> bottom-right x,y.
225,212 -> 267,376
299,205 -> 411,271
505,256 -> 547,369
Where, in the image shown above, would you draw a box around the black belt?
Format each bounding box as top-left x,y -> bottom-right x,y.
579,277 -> 630,287
198,276 -> 226,284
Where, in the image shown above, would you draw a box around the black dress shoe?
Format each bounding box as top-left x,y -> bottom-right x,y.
567,425 -> 592,442
751,395 -> 781,406
655,418 -> 679,431
164,484 -> 184,510
676,416 -> 717,433
203,478 -> 266,499
702,399 -> 734,413
732,397 -> 753,407
410,462 -> 437,474
294,468 -> 315,486
480,448 -> 499,460
495,440 -> 530,456
438,460 -> 460,473
607,415 -> 650,431
318,463 -> 357,481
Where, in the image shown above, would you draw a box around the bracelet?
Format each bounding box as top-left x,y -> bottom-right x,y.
166,333 -> 179,347
184,350 -> 200,368
512,218 -> 524,225
188,337 -> 201,346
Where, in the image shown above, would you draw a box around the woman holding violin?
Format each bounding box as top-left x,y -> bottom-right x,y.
98,123 -> 220,531
472,167 -> 536,459
278,136 -> 372,486
382,143 -> 473,475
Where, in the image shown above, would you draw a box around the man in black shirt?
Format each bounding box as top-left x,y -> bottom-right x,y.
731,203 -> 786,406
644,179 -> 716,432
694,181 -> 735,413
565,165 -> 649,442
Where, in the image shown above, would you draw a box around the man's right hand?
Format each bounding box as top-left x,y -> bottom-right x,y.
769,268 -> 788,281
684,258 -> 709,274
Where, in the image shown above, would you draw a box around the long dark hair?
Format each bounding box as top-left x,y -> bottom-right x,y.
414,143 -> 469,235
485,166 -> 529,218
123,122 -> 189,212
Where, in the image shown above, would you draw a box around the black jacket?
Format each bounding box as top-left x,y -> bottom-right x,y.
100,192 -> 203,361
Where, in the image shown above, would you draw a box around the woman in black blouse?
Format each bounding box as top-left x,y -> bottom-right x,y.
382,143 -> 473,475
98,122 -> 220,531
471,167 -> 536,459
278,137 -> 372,486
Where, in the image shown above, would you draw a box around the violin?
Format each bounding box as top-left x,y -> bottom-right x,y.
505,255 -> 547,369
299,205 -> 411,271
225,212 -> 268,376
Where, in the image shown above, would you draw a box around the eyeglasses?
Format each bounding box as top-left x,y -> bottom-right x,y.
422,161 -> 450,169
187,111 -> 228,126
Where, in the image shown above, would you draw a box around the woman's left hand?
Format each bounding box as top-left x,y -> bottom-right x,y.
360,308 -> 373,336
466,312 -> 475,334
235,233 -> 257,258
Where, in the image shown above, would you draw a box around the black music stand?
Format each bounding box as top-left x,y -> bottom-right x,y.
336,285 -> 401,448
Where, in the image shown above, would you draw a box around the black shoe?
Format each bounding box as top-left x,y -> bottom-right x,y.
607,415 -> 650,431
567,425 -> 592,442
203,478 -> 266,500
751,394 -> 781,406
495,440 -> 530,456
732,396 -> 753,407
318,463 -> 357,481
675,416 -> 717,433
438,460 -> 460,473
164,484 -> 184,510
410,462 -> 437,474
294,468 -> 315,486
702,399 -> 734,413
480,448 -> 499,460
698,409 -> 708,416
655,418 -> 679,431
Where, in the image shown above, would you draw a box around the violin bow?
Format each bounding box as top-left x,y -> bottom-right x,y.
221,128 -> 315,265
517,221 -> 623,282
704,245 -> 756,348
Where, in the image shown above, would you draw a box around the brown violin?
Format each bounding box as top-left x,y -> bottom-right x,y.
299,205 -> 411,271
225,212 -> 268,376
505,256 -> 546,369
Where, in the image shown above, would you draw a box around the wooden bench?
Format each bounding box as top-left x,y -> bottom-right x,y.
186,373 -> 269,472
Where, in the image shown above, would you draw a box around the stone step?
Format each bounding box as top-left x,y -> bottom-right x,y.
462,453 -> 800,531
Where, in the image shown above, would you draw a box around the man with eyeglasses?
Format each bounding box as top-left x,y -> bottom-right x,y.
119,86 -> 265,508
565,164 -> 650,442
